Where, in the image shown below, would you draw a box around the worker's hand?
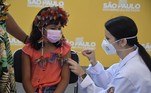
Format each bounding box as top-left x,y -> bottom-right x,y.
82,49 -> 97,66
67,58 -> 85,77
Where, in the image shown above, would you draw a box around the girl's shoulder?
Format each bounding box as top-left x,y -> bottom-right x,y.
22,43 -> 35,56
55,41 -> 71,57
63,41 -> 71,49
22,43 -> 32,50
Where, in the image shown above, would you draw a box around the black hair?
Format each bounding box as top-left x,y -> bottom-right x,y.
105,16 -> 151,72
29,6 -> 68,50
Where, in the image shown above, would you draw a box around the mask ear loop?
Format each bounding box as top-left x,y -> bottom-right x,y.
115,36 -> 137,52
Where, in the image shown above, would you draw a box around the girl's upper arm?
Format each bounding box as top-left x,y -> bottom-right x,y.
22,51 -> 31,81
61,51 -> 71,79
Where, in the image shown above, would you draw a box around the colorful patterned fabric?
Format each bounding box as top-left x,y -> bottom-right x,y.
0,21 -> 16,93
0,0 -> 16,92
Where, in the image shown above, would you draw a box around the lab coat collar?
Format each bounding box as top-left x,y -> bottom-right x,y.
116,47 -> 138,73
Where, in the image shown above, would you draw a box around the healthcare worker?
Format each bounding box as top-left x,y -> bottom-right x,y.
67,16 -> 151,93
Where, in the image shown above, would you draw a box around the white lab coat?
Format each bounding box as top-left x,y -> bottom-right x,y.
79,48 -> 151,93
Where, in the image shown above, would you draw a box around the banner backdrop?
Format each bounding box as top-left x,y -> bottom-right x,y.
7,0 -> 151,67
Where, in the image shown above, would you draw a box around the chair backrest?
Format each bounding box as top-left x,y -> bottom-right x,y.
69,50 -> 79,84
13,49 -> 22,82
13,49 -> 79,84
